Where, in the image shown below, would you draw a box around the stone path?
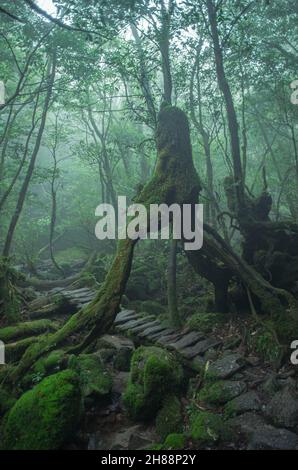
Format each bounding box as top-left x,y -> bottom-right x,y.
49,286 -> 97,310
114,308 -> 222,369
23,290 -> 298,450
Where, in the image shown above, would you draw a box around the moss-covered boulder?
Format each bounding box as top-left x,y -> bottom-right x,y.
156,395 -> 183,440
71,353 -> 112,401
2,370 -> 82,450
190,410 -> 229,445
197,380 -> 247,405
123,346 -> 183,421
96,334 -> 135,371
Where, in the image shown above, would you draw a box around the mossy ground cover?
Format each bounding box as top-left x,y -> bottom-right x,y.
123,346 -> 183,420
2,370 -> 82,450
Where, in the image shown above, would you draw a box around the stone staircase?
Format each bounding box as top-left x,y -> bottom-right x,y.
114,309 -> 223,371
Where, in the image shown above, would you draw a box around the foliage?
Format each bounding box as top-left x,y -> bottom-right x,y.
186,312 -> 226,334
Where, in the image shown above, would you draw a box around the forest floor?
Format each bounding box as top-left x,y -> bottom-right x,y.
1,260 -> 298,450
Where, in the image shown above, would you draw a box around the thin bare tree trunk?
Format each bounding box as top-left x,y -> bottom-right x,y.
2,52 -> 56,257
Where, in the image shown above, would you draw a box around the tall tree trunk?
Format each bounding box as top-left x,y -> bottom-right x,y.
9,105 -> 201,383
206,0 -> 244,209
167,234 -> 181,327
2,52 -> 56,257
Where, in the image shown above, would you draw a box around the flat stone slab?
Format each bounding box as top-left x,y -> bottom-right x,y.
168,331 -> 205,351
114,310 -> 136,325
97,335 -> 134,352
157,332 -> 184,346
127,320 -> 160,334
208,353 -> 245,379
225,391 -> 261,415
148,328 -> 176,341
116,317 -> 152,330
139,324 -> 168,338
180,338 -> 222,359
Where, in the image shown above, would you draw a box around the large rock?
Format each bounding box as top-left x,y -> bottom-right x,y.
208,353 -> 246,379
265,385 -> 298,430
123,346 -> 183,421
2,370 -> 82,450
155,395 -> 183,440
71,353 -> 112,401
228,411 -> 298,450
248,427 -> 298,450
96,335 -> 135,371
198,380 -> 247,405
224,391 -> 261,417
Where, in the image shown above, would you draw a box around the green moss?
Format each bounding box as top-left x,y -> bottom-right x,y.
2,370 -> 82,450
5,336 -> 39,363
249,321 -> 283,364
156,395 -> 183,440
189,411 -> 228,444
21,350 -> 68,387
0,388 -> 16,417
122,382 -> 147,420
71,353 -> 112,399
147,443 -> 163,450
197,381 -> 242,405
123,346 -> 183,421
223,400 -> 238,419
164,433 -> 186,449
186,312 -> 225,334
0,319 -> 55,343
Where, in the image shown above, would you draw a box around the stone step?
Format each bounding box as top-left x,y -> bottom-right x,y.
127,320 -> 160,334
148,328 -> 176,341
116,317 -> 152,331
156,331 -> 184,346
168,331 -> 205,351
139,324 -> 168,338
114,310 -> 136,325
179,338 -> 222,359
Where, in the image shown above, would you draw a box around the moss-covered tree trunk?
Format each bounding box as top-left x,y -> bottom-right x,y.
9,104 -> 201,383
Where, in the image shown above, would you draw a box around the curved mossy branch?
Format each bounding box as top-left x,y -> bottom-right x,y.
9,105 -> 201,384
